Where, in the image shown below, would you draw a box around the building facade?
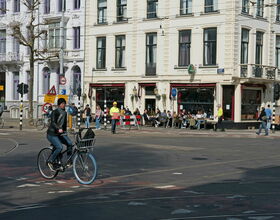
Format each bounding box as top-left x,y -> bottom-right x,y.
0,0 -> 84,118
86,0 -> 280,122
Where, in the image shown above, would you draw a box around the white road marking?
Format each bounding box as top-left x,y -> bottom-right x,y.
173,172 -> 183,175
171,209 -> 192,215
17,184 -> 39,188
16,177 -> 27,181
128,201 -> 146,206
70,186 -> 80,189
226,195 -> 246,199
57,190 -> 74,193
155,185 -> 176,189
56,180 -> 66,184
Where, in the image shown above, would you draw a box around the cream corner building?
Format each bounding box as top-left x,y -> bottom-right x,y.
84,0 -> 280,123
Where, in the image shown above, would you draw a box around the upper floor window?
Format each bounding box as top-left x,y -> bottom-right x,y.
74,0 -> 80,10
73,27 -> 80,49
44,0 -> 50,14
203,28 -> 217,66
13,37 -> 20,54
255,31 -> 263,64
0,0 -> 6,15
14,0 -> 20,12
115,35 -> 126,68
0,30 -> 6,54
178,30 -> 191,67
242,0 -> 249,14
146,33 -> 157,75
96,37 -> 106,69
147,0 -> 158,19
98,0 -> 107,24
180,0 -> 192,15
117,0 -> 127,22
205,0 -> 218,13
48,22 -> 60,49
241,28 -> 249,64
256,0 -> 264,17
277,0 -> 280,21
276,36 -> 280,68
58,0 -> 66,12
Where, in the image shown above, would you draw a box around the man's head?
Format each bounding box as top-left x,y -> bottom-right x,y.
113,101 -> 117,107
217,104 -> 221,108
57,98 -> 66,109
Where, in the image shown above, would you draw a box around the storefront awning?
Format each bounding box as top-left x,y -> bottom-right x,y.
90,83 -> 125,87
170,83 -> 216,88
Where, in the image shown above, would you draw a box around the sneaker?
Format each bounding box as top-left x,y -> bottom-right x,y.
53,163 -> 64,172
47,161 -> 55,172
66,159 -> 73,168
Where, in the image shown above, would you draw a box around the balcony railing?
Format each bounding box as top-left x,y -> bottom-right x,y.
240,64 -> 277,80
0,52 -> 23,62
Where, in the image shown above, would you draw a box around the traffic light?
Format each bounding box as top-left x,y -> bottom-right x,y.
24,84 -> 28,94
17,83 -> 28,95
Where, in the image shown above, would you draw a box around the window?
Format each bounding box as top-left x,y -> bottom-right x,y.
147,0 -> 158,19
96,37 -> 106,69
242,0 -> 249,14
44,0 -> 50,14
203,28 -> 217,66
13,37 -> 20,54
256,0 -> 264,17
13,72 -> 19,100
48,23 -> 60,49
255,31 -> 263,65
276,36 -> 280,68
98,0 -> 107,24
0,30 -> 6,54
146,33 -> 157,75
73,27 -> 80,49
178,30 -> 191,67
277,0 -> 280,21
42,68 -> 50,94
0,0 -> 6,15
14,0 -> 20,12
58,0 -> 65,12
117,0 -> 127,22
73,0 -> 80,10
241,29 -> 249,64
205,0 -> 218,13
180,0 -> 192,15
115,35 -> 126,68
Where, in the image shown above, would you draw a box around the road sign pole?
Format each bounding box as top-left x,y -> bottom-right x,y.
20,86 -> 23,131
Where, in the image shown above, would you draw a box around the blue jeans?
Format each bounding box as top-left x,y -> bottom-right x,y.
111,119 -> 117,133
258,121 -> 268,135
47,134 -> 73,163
267,120 -> 271,130
95,117 -> 100,129
196,120 -> 204,129
85,116 -> 90,128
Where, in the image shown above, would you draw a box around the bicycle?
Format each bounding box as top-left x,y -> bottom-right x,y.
0,117 -> 4,128
36,115 -> 50,130
37,130 -> 98,185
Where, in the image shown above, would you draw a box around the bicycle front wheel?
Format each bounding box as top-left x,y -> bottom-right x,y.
36,119 -> 45,130
73,152 -> 97,185
37,147 -> 58,179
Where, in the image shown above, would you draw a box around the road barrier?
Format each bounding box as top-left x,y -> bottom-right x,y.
116,115 -> 141,129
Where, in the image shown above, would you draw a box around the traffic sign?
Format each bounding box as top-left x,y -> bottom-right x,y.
59,76 -> 67,85
57,95 -> 68,103
47,85 -> 56,95
171,88 -> 177,97
42,103 -> 52,113
0,85 -> 4,91
61,89 -> 66,95
44,95 -> 56,104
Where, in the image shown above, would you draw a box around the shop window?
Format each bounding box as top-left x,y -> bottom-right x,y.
177,88 -> 214,117
241,89 -> 261,120
96,87 -> 125,109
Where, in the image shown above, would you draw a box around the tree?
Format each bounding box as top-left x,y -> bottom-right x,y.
9,0 -> 58,125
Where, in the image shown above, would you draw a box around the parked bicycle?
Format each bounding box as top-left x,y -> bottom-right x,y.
37,129 -> 98,185
36,115 -> 50,130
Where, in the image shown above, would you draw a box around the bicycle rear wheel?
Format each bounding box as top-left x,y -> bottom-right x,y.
37,147 -> 58,179
36,119 -> 45,130
73,152 -> 97,185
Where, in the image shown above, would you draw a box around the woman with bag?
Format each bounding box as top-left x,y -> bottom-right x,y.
95,105 -> 103,130
256,107 -> 268,136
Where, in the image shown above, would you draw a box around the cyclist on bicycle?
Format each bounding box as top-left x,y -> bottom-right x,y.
47,98 -> 73,171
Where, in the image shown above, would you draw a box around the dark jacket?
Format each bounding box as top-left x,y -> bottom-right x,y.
47,108 -> 67,136
258,109 -> 267,121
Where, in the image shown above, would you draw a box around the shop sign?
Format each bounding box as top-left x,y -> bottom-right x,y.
188,64 -> 196,74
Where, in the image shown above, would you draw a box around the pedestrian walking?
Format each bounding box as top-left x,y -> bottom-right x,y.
84,104 -> 91,128
110,102 -> 120,134
265,104 -> 272,130
215,104 -> 225,131
95,105 -> 103,130
256,107 -> 269,136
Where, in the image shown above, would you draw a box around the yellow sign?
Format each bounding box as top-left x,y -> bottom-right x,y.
57,95 -> 69,103
0,85 -> 4,91
44,95 -> 56,104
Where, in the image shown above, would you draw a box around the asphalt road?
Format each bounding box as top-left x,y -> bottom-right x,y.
1,129 -> 280,220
